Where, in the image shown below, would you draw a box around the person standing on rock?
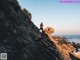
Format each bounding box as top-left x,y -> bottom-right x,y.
39,22 -> 44,39
39,22 -> 43,33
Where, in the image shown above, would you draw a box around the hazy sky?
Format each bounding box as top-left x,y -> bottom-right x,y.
17,0 -> 80,35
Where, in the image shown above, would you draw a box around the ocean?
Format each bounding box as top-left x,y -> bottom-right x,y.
54,35 -> 80,43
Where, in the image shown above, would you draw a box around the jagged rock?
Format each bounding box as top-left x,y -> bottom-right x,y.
44,27 -> 80,60
44,27 -> 54,35
69,53 -> 80,60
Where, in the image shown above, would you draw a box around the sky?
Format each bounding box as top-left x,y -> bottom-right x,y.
17,0 -> 80,35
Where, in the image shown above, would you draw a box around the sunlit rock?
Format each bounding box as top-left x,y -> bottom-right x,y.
44,27 -> 54,35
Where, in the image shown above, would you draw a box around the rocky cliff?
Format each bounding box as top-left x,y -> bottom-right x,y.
0,0 -> 62,60
0,0 -> 79,60
44,27 -> 80,60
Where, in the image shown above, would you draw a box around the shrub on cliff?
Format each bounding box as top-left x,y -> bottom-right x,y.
22,8 -> 32,20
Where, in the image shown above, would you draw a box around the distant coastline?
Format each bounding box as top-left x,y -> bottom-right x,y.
53,35 -> 80,43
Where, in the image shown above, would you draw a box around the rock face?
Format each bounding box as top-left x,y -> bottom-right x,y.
44,29 -> 80,60
44,27 -> 54,35
0,0 -> 62,60
69,53 -> 80,60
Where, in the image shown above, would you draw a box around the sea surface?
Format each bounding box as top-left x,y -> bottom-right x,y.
54,35 -> 80,43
